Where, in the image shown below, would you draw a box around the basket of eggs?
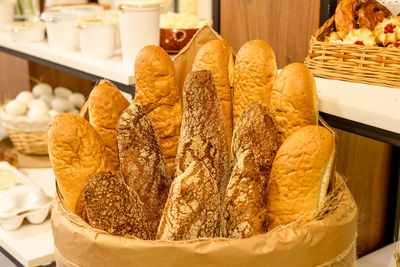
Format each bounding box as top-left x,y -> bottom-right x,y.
305,0 -> 400,88
0,84 -> 85,155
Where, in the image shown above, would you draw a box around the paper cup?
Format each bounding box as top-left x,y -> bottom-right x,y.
0,2 -> 14,31
119,1 -> 161,70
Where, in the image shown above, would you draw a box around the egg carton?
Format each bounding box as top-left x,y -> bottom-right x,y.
0,162 -> 51,230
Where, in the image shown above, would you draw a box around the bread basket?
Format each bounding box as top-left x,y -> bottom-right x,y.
305,1 -> 400,89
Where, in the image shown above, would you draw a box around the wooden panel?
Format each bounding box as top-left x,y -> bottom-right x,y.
220,0 -> 320,68
335,129 -> 392,256
28,62 -> 94,97
0,52 -> 30,102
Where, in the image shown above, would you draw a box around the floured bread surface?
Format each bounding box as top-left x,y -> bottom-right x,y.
179,70 -> 229,201
192,39 -> 234,150
84,172 -> 153,239
232,101 -> 279,175
233,40 -> 277,126
269,63 -> 318,144
224,151 -> 268,238
134,45 -> 182,174
266,125 -> 335,230
117,102 -> 171,236
48,113 -> 106,215
175,136 -> 219,181
85,80 -> 130,172
157,161 -> 221,240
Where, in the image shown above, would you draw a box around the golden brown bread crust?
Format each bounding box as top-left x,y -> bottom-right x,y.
157,161 -> 221,240
175,136 -> 219,180
223,151 -> 268,238
192,39 -> 234,150
269,63 -> 318,144
231,101 -> 279,174
86,80 -> 130,172
335,0 -> 391,33
117,102 -> 171,237
179,70 -> 229,202
134,45 -> 182,174
266,125 -> 335,230
233,40 -> 277,126
48,113 -> 106,215
84,172 -> 153,239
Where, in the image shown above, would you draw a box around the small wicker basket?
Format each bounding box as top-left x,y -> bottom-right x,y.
7,130 -> 48,155
305,15 -> 400,88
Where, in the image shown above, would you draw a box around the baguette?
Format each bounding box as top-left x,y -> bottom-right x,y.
117,102 -> 171,237
134,45 -> 182,174
269,63 -> 318,144
178,70 -> 229,202
266,125 -> 335,230
157,161 -> 221,240
233,40 -> 277,126
48,113 -> 106,215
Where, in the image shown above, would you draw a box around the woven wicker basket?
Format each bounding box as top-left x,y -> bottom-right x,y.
7,130 -> 48,155
305,15 -> 400,88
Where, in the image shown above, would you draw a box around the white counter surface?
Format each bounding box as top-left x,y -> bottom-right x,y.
356,242 -> 397,267
0,168 -> 55,267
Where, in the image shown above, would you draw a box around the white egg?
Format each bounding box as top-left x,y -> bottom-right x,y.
16,91 -> 34,105
39,95 -> 54,107
69,93 -> 85,109
54,87 -> 72,99
51,97 -> 74,112
32,83 -> 52,97
28,106 -> 49,120
48,109 -> 60,117
68,108 -> 80,115
5,100 -> 27,116
28,99 -> 49,111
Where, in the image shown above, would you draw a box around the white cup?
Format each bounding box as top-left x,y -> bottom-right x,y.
119,1 -> 161,70
0,2 -> 14,31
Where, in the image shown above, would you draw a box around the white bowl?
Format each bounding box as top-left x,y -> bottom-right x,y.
6,22 -> 45,43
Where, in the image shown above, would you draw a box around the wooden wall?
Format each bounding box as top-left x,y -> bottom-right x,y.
220,0 -> 392,256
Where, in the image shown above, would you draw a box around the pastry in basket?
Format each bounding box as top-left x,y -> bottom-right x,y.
266,125 -> 336,230
335,0 -> 391,33
325,31 -> 346,42
374,17 -> 400,46
157,161 -> 221,241
343,28 -> 376,46
387,42 -> 400,48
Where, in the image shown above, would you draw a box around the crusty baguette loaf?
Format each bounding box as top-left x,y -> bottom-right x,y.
134,45 -> 182,174
269,63 -> 319,144
233,40 -> 277,126
157,161 -> 221,240
117,102 -> 171,237
175,136 -> 219,180
84,79 -> 130,172
266,125 -> 335,230
84,172 -> 152,239
178,70 -> 229,201
192,39 -> 234,150
223,150 -> 268,238
231,101 -> 279,174
48,113 -> 106,215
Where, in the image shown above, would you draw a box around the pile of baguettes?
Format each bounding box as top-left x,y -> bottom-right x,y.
48,39 -> 336,241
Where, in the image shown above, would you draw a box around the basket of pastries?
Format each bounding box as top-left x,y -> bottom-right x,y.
51,26 -> 358,267
0,84 -> 85,155
305,0 -> 400,88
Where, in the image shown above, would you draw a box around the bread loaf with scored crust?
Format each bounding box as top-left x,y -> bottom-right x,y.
266,125 -> 335,230
223,150 -> 268,238
192,39 -> 234,150
233,40 -> 277,126
48,113 -> 106,215
83,80 -> 130,172
134,45 -> 182,174
84,172 -> 153,239
269,63 -> 319,144
178,70 -> 229,202
117,102 -> 171,237
157,161 -> 221,240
